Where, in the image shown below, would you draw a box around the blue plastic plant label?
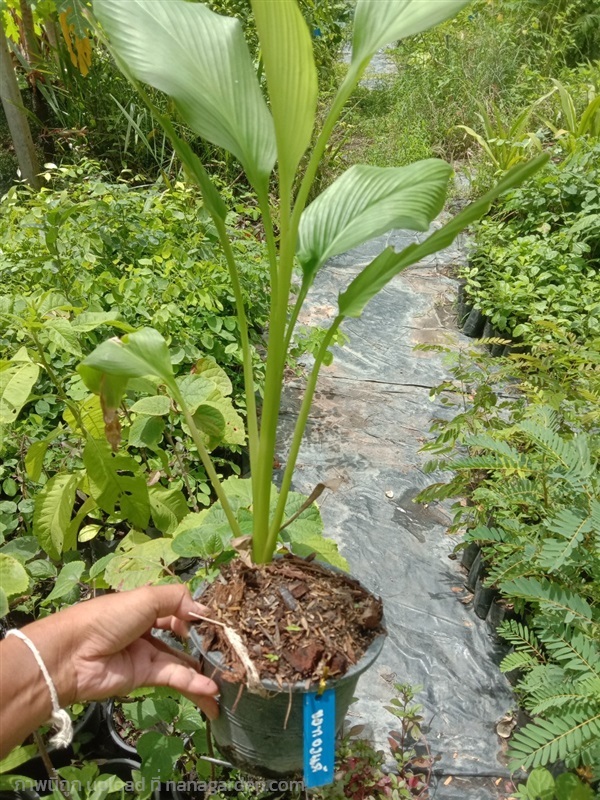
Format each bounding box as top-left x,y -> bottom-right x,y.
303,689 -> 335,788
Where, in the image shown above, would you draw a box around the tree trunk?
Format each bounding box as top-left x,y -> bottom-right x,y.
0,21 -> 41,189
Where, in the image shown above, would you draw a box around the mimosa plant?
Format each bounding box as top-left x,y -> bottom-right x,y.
81,0 -> 548,565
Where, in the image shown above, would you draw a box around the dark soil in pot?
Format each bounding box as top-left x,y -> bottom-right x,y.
190,554 -> 386,778
105,700 -> 142,760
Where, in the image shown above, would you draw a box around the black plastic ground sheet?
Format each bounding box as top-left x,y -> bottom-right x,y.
277,228 -> 516,800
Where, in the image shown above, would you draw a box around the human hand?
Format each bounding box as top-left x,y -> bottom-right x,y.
21,585 -> 219,720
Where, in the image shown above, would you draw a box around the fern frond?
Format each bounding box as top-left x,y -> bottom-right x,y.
465,525 -> 507,543
488,552 -> 536,586
509,709 -> 600,770
538,509 -> 594,571
501,477 -> 541,506
500,577 -> 594,626
466,434 -> 522,460
528,677 -> 600,716
498,620 -> 545,661
566,738 -> 600,776
537,625 -> 600,676
591,499 -> 600,553
500,650 -> 538,674
517,663 -> 566,696
518,420 -> 593,488
447,455 -> 526,471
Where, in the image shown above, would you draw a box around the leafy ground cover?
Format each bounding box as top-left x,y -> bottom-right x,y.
0,160 -> 272,614
462,139 -> 600,345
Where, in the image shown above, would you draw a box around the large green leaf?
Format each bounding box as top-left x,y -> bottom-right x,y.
252,0 -> 317,185
42,318 -> 82,357
149,486 -> 189,535
0,360 -> 39,425
42,561 -> 86,606
176,374 -> 214,414
71,310 -> 134,333
83,439 -> 150,530
63,394 -> 107,439
338,154 -> 549,318
352,0 -> 472,69
33,473 -> 79,560
192,358 -> 233,397
128,415 -> 165,449
0,554 -> 29,598
94,0 -> 276,193
104,537 -> 178,590
25,440 -> 50,482
130,395 -> 171,416
80,328 -> 174,387
0,745 -> 38,775
137,732 -> 184,783
298,160 -> 451,283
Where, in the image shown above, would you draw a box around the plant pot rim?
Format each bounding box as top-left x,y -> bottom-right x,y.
105,699 -> 141,758
190,557 -> 386,694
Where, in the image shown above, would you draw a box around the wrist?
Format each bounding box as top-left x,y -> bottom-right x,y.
20,615 -> 78,708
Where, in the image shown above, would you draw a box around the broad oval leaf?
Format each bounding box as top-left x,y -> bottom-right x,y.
193,404 -> 225,438
172,505 -> 240,558
0,554 -> 29,598
130,395 -> 171,416
42,318 -> 82,357
0,361 -> 39,425
104,539 -> 177,591
33,473 -> 79,560
298,160 -> 451,283
80,328 -> 174,387
176,373 -> 214,414
352,0 -> 471,68
252,0 -> 317,185
128,415 -> 165,449
149,486 -> 189,536
71,310 -> 134,333
94,0 -> 276,192
42,561 -> 85,606
25,440 -> 50,482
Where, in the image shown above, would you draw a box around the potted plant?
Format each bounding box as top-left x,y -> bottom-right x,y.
80,0 -> 548,782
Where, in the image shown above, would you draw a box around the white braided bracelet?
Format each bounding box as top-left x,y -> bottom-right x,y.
5,629 -> 74,748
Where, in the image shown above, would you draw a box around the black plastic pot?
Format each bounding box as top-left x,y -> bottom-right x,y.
461,307 -> 486,338
486,600 -> 517,641
455,282 -> 473,326
460,542 -> 480,571
190,570 -> 386,778
473,577 -> 497,620
466,550 -> 484,592
105,700 -> 141,761
6,703 -> 103,783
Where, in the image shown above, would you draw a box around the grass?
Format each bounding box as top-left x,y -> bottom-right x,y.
322,0 -> 573,183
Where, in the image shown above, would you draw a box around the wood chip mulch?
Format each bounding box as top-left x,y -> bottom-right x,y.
195,555 -> 385,687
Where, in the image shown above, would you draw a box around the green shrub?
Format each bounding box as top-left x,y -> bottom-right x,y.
0,163 -> 270,612
0,161 -> 269,395
461,141 -> 600,344
417,341 -> 600,781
